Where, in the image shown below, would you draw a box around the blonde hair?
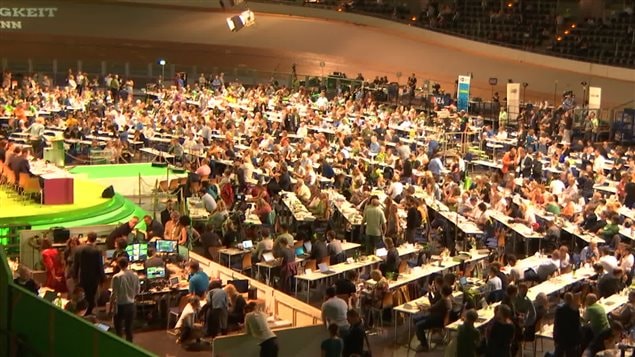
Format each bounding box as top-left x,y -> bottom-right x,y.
224,283 -> 238,299
370,269 -> 383,282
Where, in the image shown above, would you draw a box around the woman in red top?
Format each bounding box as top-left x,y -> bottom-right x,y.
41,238 -> 67,293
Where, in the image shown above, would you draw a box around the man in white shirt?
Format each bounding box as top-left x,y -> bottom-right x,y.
200,190 -> 217,213
599,246 -> 619,274
109,257 -> 140,342
549,175 -> 566,196
244,301 -> 278,356
386,175 -> 404,200
321,287 -> 350,336
294,181 -> 311,203
175,296 -> 203,345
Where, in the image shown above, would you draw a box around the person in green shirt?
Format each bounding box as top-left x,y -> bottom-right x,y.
584,293 -> 610,337
456,309 -> 481,357
601,213 -> 620,241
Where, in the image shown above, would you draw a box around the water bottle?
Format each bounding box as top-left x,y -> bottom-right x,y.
54,293 -> 63,308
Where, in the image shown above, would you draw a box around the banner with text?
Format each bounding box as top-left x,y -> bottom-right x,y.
457,75 -> 470,112
506,82 -> 521,120
589,86 -> 602,109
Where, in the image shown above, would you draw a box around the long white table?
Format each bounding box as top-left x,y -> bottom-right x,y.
293,244 -> 421,302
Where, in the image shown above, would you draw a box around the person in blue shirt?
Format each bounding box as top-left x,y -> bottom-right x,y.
187,261 -> 209,298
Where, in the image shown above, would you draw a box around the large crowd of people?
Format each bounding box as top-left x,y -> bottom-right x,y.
3,66 -> 635,356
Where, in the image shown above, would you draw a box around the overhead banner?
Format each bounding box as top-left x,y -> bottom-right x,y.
589,86 -> 602,109
457,75 -> 470,112
506,82 -> 520,120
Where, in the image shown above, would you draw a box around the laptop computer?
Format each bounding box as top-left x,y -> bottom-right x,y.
262,252 -> 275,263
375,248 -> 388,257
42,290 -> 57,303
228,279 -> 249,293
105,249 -> 115,259
318,263 -> 336,274
169,276 -> 180,287
295,246 -> 305,257
459,276 -> 471,288
242,240 -> 253,250
303,241 -> 312,253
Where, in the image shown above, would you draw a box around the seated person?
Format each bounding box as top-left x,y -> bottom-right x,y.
610,290 -> 635,330
361,270 -> 388,327
175,296 -> 204,346
335,270 -> 359,307
144,248 -> 164,269
14,265 -> 39,295
597,268 -> 624,298
413,285 -> 453,352
309,235 -> 328,263
486,266 -> 503,303
64,287 -> 88,316
583,321 -> 623,357
326,231 -> 344,263
379,237 -> 400,276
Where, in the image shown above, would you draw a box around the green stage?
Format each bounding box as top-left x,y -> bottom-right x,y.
68,163 -> 172,179
0,179 -> 146,230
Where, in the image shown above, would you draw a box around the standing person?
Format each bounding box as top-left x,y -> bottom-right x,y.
321,287 -> 350,338
40,238 -> 67,292
321,323 -> 344,357
486,304 -> 515,357
187,261 -> 209,298
72,232 -> 106,315
244,301 -> 279,357
362,196 -> 386,255
456,309 -> 481,357
553,292 -> 581,357
205,280 -> 229,338
343,309 -> 366,357
25,117 -> 45,158
109,257 -> 140,342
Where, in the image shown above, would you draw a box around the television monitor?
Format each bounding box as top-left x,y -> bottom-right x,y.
125,243 -> 148,262
146,266 -> 166,279
156,240 -> 177,253
228,279 -> 249,293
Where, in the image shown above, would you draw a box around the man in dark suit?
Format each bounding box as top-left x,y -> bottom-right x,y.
520,148 -> 534,178
553,292 -> 582,357
72,232 -> 106,315
106,217 -> 139,249
160,200 -> 174,227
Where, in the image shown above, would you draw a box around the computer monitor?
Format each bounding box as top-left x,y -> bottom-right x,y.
228,279 -> 249,293
146,266 -> 166,279
242,240 -> 253,249
125,243 -> 148,262
295,246 -> 305,257
156,240 -> 177,253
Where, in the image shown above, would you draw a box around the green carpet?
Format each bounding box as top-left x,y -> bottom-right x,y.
68,163 -> 172,179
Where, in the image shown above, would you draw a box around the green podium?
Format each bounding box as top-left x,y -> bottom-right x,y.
43,138 -> 65,167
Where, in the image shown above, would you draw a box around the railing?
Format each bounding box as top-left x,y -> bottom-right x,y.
0,250 -> 155,357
